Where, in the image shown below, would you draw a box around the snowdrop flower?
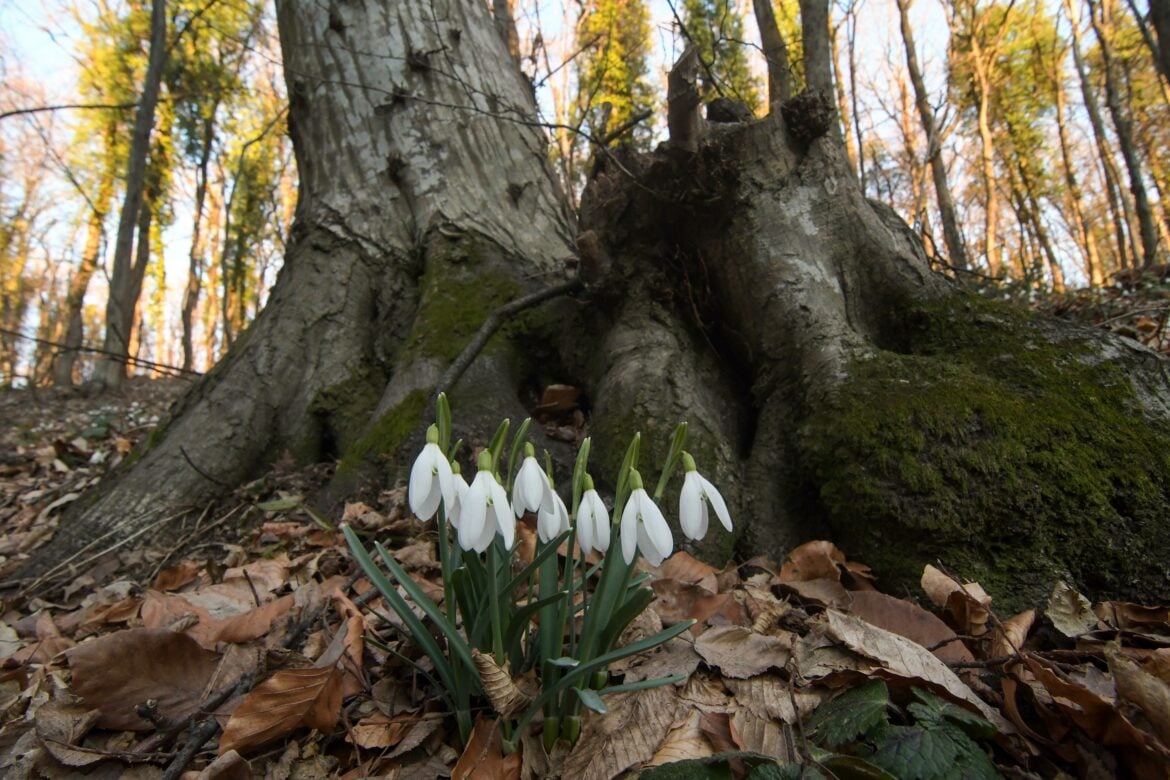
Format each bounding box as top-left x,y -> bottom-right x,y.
538,488 -> 570,543
408,425 -> 454,521
447,463 -> 470,530
678,452 -> 733,540
575,474 -> 610,555
512,445 -> 551,517
459,451 -> 516,553
620,469 -> 673,566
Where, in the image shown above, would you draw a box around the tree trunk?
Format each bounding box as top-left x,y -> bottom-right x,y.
1054,71 -> 1103,286
896,0 -> 969,271
1153,0 -> 1170,80
1064,0 -> 1135,274
180,119 -> 216,374
97,0 -> 168,390
752,0 -> 792,105
1087,0 -> 1162,269
27,0 -> 1170,614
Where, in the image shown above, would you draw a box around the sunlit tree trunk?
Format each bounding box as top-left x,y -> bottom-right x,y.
896,0 -> 969,271
1087,0 -> 1161,268
97,0 -> 167,390
1054,73 -> 1104,286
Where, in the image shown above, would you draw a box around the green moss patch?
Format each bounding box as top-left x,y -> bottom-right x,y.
802,294 -> 1170,610
337,389 -> 427,477
309,366 -> 386,458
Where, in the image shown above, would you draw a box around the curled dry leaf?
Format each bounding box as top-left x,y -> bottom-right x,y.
990,610 -> 1036,658
693,625 -> 792,679
844,590 -> 974,663
193,749 -> 252,780
67,627 -> 217,730
152,560 -> 202,592
920,563 -> 991,637
347,711 -> 419,750
473,649 -> 532,719
1095,602 -> 1170,631
1046,580 -> 1097,638
34,697 -> 103,768
778,540 -> 847,583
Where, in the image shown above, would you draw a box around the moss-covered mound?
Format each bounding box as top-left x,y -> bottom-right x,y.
802,294 -> 1170,611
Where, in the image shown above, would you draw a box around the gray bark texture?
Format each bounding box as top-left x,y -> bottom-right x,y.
23,0 -> 1170,612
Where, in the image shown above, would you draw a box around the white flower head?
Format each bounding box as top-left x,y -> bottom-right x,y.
576,475 -> 610,555
678,453 -> 733,541
620,469 -> 673,566
538,488 -> 570,543
512,446 -> 551,517
448,464 -> 470,529
458,452 -> 515,553
408,425 -> 454,521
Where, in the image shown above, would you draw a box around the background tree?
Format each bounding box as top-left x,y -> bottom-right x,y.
678,0 -> 762,111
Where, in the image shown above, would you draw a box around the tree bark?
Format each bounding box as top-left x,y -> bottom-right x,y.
1153,0 -> 1170,80
97,0 -> 168,390
896,0 -> 970,271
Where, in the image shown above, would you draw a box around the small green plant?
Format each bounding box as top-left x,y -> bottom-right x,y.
804,680 -> 1002,779
343,393 -> 735,752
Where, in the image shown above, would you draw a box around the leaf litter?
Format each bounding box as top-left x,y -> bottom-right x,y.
2,382 -> 1170,777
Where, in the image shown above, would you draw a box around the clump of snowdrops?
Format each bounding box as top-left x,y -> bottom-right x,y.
343,394 -> 734,752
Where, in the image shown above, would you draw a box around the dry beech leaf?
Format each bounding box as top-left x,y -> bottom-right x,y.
452,716 -> 521,780
347,711 -> 418,750
775,577 -> 849,608
152,560 -> 202,592
68,627 -> 217,730
727,675 -> 822,762
619,636 -> 702,684
844,590 -> 974,663
648,710 -> 713,766
210,594 -> 295,644
693,625 -> 792,679
34,697 -> 103,768
561,685 -> 682,780
217,621 -> 350,755
140,590 -> 217,648
778,540 -> 846,582
1046,580 -> 1097,638
990,610 -> 1036,658
1106,642 -> 1170,747
700,711 -> 742,754
659,552 -> 720,593
1096,602 -> 1170,631
820,610 -> 1011,731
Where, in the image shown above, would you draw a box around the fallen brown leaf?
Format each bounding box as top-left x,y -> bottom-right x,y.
659,552 -> 720,593
217,621 -> 351,755
648,710 -> 712,766
452,717 -> 520,780
990,610 -> 1036,658
778,540 -> 846,583
68,628 -> 218,730
1047,580 -> 1097,638
920,564 -> 991,637
693,625 -> 792,678
845,590 -> 974,663
561,685 -> 682,780
152,560 -> 203,592
1106,642 -> 1170,747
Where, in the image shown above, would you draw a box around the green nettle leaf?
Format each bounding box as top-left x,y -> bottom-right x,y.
907,688 -> 998,740
639,752 -> 787,780
868,721 -> 1001,780
806,680 -> 891,748
746,763 -> 829,779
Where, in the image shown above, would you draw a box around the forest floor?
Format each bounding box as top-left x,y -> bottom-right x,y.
0,280 -> 1168,780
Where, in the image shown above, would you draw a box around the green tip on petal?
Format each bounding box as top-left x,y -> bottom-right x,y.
628,468 -> 644,491
681,452 -> 697,472
426,424 -> 440,444
476,450 -> 494,471
524,441 -> 535,457
583,473 -> 595,491
451,460 -> 462,474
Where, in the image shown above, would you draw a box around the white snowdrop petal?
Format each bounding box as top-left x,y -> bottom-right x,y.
492,481 -> 515,549
640,494 -> 674,560
679,472 -> 704,539
408,451 -> 435,517
435,455 -> 455,511
701,475 -> 733,532
620,493 -> 640,564
576,504 -> 595,555
459,474 -> 491,551
417,483 -> 442,522
637,523 -> 666,566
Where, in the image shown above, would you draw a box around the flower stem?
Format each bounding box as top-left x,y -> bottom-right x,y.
488,543 -> 505,663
